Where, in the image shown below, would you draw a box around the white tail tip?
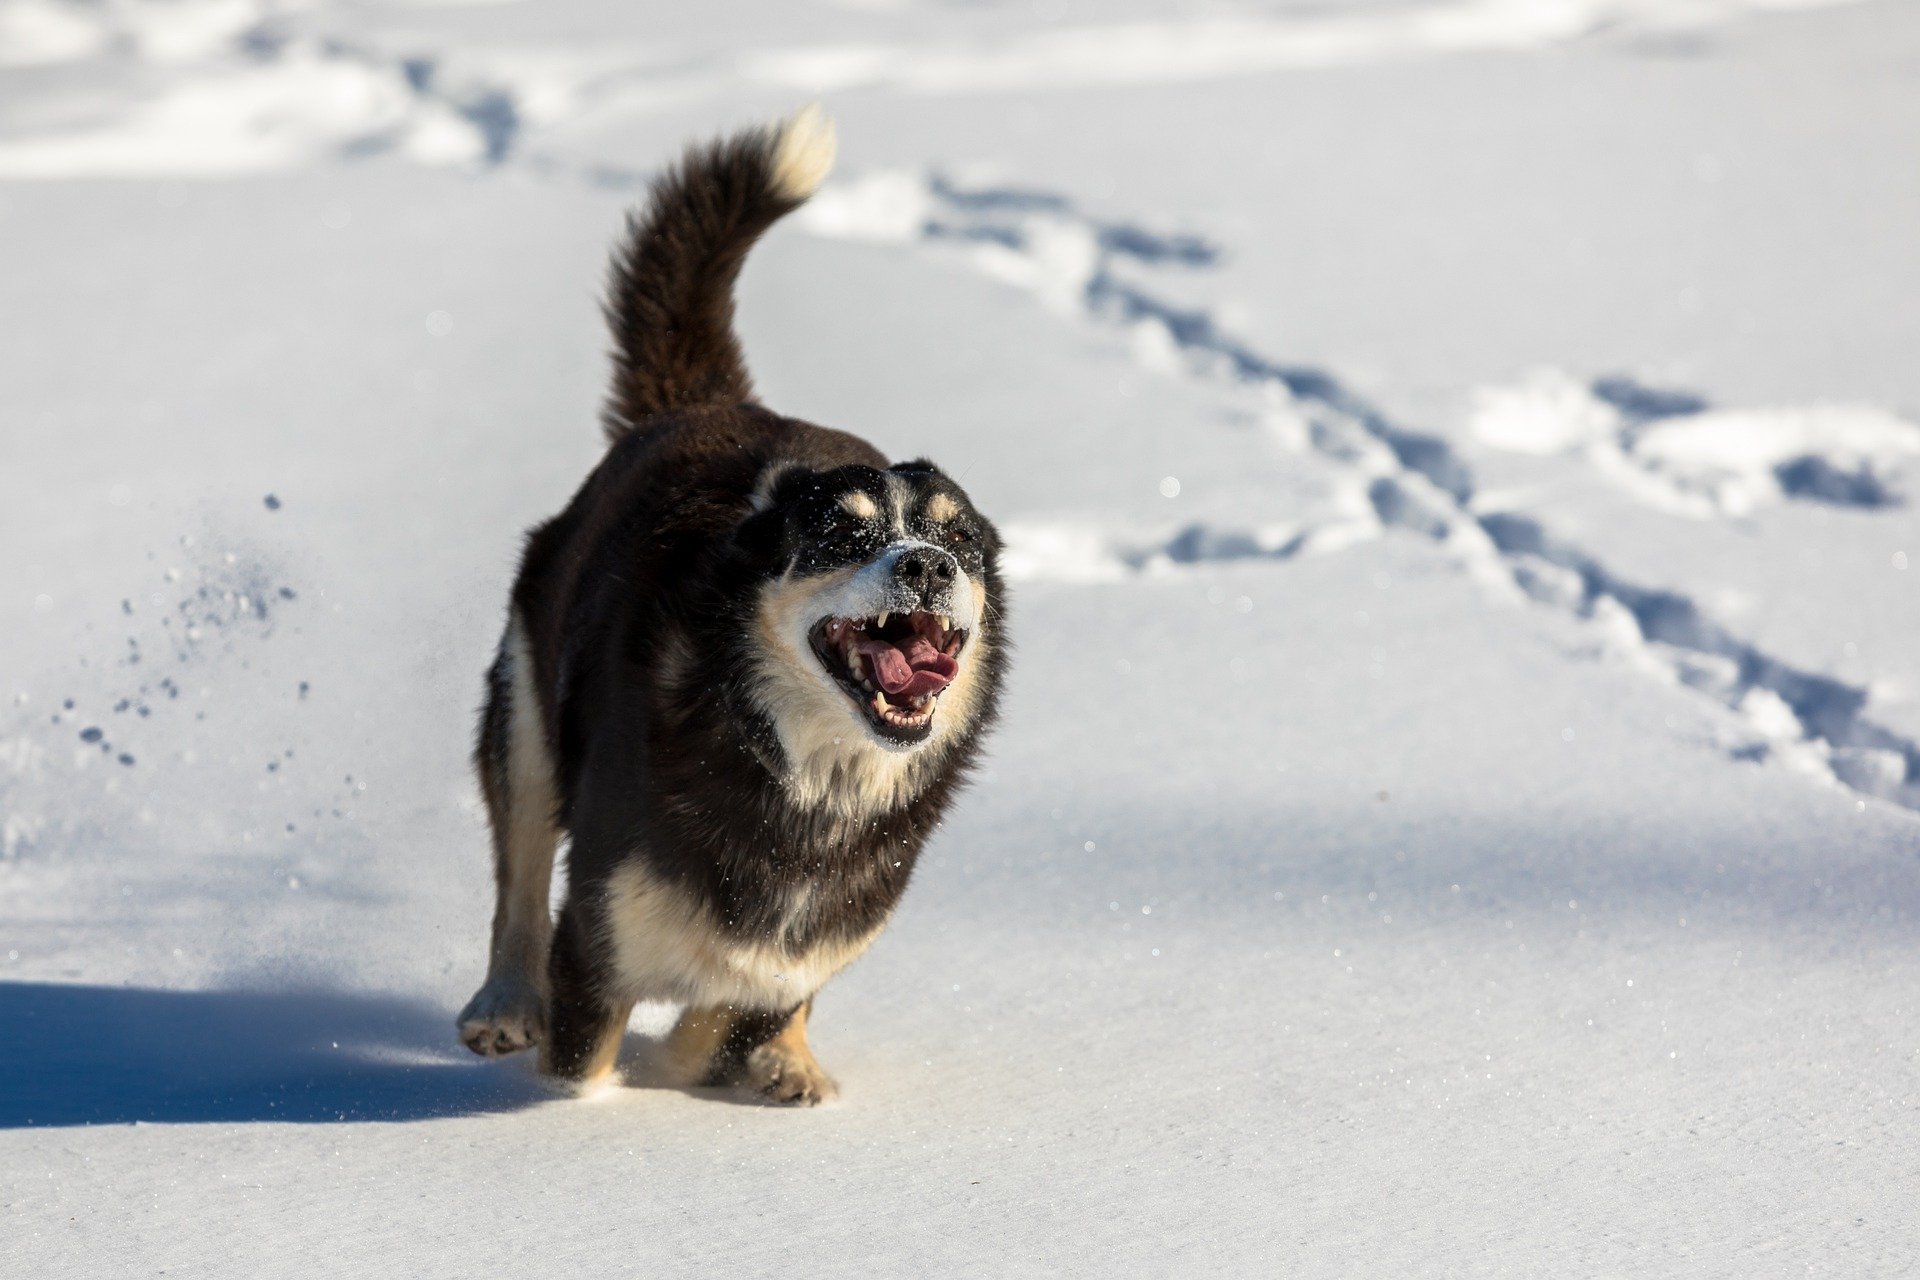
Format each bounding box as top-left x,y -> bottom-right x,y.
770,102 -> 837,202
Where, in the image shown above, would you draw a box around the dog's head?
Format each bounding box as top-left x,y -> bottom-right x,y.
735,458 -> 1003,804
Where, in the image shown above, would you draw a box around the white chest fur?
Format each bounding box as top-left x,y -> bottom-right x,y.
601,862 -> 885,1009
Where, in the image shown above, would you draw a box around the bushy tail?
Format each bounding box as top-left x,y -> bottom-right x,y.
600,104 -> 836,442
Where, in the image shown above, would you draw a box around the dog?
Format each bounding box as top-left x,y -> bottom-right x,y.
454,106 -> 1007,1105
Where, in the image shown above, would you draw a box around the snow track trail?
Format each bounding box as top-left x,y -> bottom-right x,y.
1470,368 -> 1920,518
806,168 -> 1920,814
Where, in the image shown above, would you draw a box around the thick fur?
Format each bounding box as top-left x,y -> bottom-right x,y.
457,108 -> 1006,1105
600,103 -> 834,440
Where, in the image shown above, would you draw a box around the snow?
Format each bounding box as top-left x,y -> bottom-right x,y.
3,0 -> 1919,1274
1470,367 -> 1920,516
740,0 -> 1865,94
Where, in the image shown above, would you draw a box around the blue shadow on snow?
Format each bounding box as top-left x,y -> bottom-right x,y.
0,982 -> 549,1128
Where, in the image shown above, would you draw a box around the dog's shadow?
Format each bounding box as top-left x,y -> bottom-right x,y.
0,981 -> 560,1128
0,982 -> 770,1128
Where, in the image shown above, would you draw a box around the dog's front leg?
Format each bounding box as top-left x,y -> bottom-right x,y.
458,617 -> 559,1057
538,899 -> 635,1087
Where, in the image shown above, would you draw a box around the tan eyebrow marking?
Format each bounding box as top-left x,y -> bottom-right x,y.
839,491 -> 880,520
924,493 -> 958,523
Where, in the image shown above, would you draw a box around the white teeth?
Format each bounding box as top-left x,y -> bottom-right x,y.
867,685 -> 934,728
940,615 -> 951,632
876,611 -> 890,629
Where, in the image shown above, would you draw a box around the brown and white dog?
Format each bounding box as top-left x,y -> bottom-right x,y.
455,107 -> 1007,1104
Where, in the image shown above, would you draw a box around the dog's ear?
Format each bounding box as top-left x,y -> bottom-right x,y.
888,458 -> 946,478
748,460 -> 813,514
735,462 -> 812,561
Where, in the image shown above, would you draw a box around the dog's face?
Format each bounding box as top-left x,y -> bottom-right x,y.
742,460 -> 1001,776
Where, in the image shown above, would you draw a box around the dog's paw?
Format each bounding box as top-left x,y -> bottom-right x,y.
744,1042 -> 839,1106
457,974 -> 546,1057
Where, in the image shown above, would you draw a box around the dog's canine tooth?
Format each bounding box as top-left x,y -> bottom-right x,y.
876,611 -> 890,629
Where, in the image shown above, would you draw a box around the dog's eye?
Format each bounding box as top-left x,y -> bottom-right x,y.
823,520 -> 862,542
945,525 -> 973,545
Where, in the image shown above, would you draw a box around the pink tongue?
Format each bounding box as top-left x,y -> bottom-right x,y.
855,634 -> 958,699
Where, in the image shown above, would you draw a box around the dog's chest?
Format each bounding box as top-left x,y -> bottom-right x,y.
602,851 -> 897,1009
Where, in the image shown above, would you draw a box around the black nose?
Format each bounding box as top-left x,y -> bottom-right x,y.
895,548 -> 958,589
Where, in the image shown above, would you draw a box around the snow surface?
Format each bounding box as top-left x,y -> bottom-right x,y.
3,0 -> 1919,1274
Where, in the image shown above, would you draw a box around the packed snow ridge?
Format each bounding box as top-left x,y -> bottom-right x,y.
0,0 -> 543,176
742,0 -> 1869,94
1471,368 -> 1920,517
0,0 -> 1872,178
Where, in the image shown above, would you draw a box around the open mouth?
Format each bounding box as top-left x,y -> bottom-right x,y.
810,611 -> 967,742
